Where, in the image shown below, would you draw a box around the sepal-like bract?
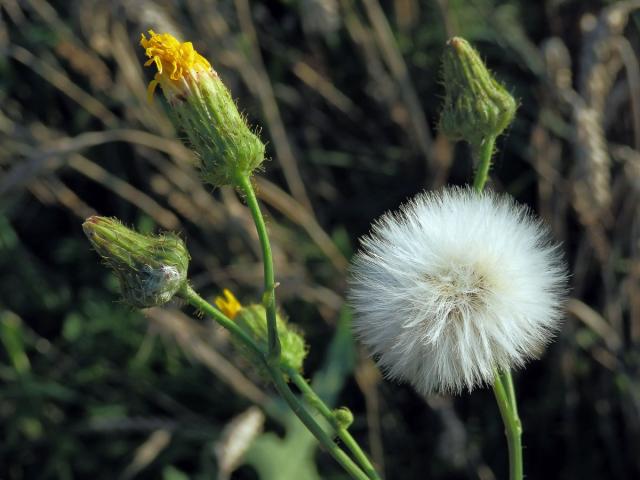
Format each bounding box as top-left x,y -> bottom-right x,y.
235,304 -> 307,374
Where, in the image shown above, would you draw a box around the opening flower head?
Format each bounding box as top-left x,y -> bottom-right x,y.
214,288 -> 307,374
140,30 -> 212,102
348,187 -> 567,395
139,30 -> 265,187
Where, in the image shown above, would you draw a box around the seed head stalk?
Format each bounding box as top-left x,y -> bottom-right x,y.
439,34 -> 523,478
473,139 -> 523,480
492,371 -> 523,480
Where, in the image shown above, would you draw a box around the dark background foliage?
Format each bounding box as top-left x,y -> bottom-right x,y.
1,0 -> 639,478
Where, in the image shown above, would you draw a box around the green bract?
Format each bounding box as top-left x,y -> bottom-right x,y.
235,304 -> 307,374
82,216 -> 189,308
169,71 -> 266,187
439,37 -> 517,149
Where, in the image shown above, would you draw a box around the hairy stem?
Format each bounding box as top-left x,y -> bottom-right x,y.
472,135 -> 496,192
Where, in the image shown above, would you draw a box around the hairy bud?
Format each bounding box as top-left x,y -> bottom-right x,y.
83,216 -> 189,308
215,290 -> 307,373
439,37 -> 517,149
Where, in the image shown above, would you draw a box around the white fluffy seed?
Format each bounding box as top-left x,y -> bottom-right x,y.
348,187 -> 568,395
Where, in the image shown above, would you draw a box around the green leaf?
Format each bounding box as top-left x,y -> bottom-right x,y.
162,466 -> 190,480
0,310 -> 31,375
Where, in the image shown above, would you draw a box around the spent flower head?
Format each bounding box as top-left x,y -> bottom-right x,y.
83,216 -> 189,308
348,187 -> 567,395
439,37 -> 517,151
140,30 -> 265,187
214,290 -> 307,373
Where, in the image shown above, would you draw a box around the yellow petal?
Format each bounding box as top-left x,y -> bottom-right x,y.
146,79 -> 159,103
139,30 -> 214,102
215,289 -> 242,319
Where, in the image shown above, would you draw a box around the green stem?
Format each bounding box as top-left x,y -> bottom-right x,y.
268,366 -> 372,480
233,174 -> 381,479
472,135 -> 496,192
290,370 -> 382,480
500,369 -> 518,414
235,174 -> 281,364
180,284 -> 265,360
492,371 -> 523,480
179,285 -> 371,480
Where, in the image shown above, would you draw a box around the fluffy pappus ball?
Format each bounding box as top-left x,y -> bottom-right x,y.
348,187 -> 568,395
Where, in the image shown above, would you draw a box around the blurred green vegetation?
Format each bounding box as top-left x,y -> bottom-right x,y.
1,0 -> 640,479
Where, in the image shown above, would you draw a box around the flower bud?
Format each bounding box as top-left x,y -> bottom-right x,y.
333,407 -> 354,429
140,30 -> 265,187
83,216 -> 189,308
215,290 -> 307,373
439,37 -> 517,149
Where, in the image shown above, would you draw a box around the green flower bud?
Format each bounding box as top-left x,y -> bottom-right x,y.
140,30 -> 265,187
237,304 -> 307,374
82,216 -> 189,308
216,289 -> 307,374
439,37 -> 517,149
333,407 -> 354,430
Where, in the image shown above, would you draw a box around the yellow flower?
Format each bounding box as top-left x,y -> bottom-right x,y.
138,30 -> 265,187
140,30 -> 212,102
215,289 -> 242,319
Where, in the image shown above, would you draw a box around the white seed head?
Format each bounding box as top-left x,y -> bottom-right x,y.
348,187 -> 568,395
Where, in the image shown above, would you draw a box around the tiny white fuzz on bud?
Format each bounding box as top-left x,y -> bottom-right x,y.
348,187 -> 567,395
